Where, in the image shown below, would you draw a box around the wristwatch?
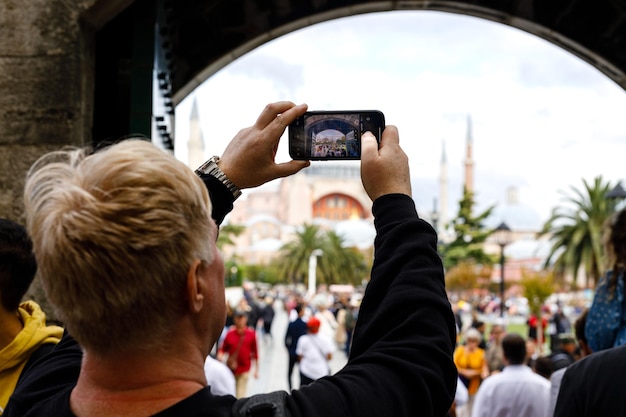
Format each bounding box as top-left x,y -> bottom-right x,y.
195,155 -> 242,200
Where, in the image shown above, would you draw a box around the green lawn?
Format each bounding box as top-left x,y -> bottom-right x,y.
484,322 -> 552,354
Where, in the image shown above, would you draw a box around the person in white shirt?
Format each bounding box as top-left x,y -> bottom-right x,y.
472,333 -> 550,417
296,317 -> 335,386
204,355 -> 236,396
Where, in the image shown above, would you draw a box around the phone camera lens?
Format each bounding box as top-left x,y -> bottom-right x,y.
366,116 -> 371,121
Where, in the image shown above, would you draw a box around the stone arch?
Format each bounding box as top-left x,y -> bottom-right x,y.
171,1 -> 626,105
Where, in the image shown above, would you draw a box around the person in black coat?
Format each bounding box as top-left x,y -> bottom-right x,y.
284,303 -> 308,390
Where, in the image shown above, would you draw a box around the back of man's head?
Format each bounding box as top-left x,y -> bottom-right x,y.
502,333 -> 527,365
0,218 -> 37,312
24,139 -> 215,354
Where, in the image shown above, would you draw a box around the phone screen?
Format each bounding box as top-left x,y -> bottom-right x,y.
288,110 -> 385,160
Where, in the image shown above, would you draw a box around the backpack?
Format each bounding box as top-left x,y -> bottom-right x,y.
232,391 -> 290,417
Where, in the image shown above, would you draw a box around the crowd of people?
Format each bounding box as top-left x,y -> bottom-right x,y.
447,204 -> 626,417
450,311 -> 588,417
209,285 -> 362,397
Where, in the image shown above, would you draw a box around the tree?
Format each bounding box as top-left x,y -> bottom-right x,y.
538,176 -> 616,288
445,260 -> 487,292
319,230 -> 368,285
442,186 -> 496,271
521,270 -> 555,354
278,224 -> 326,284
522,270 -> 555,316
277,224 -> 368,286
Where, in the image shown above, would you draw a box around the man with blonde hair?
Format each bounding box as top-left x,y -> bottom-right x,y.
6,101 -> 457,417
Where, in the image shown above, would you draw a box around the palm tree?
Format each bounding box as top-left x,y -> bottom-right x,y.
538,176 -> 616,288
278,224 -> 367,286
320,231 -> 368,285
279,224 -> 325,283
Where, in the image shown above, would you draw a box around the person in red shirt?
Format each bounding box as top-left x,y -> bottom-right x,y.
527,312 -> 548,350
218,309 -> 259,398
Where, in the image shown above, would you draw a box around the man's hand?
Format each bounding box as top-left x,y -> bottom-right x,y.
360,125 -> 411,201
218,101 -> 311,189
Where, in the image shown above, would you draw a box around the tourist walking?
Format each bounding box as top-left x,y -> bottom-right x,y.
284,303 -> 308,390
296,317 -> 335,386
218,309 -> 259,398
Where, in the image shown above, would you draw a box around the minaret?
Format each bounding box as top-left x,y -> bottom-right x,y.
188,97 -> 205,170
439,139 -> 448,235
464,114 -> 475,193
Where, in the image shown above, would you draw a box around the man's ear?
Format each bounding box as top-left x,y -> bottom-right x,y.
186,259 -> 205,313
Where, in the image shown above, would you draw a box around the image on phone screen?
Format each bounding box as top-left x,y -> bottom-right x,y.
289,111 -> 384,160
307,113 -> 360,158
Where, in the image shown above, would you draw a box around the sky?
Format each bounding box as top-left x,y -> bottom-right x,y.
173,10 -> 626,226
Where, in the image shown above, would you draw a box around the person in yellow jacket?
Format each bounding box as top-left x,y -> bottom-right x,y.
0,219 -> 63,413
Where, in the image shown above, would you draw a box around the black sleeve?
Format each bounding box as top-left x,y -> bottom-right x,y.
198,173 -> 236,226
4,330 -> 82,416
283,193 -> 457,417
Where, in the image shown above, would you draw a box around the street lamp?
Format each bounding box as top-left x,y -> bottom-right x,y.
308,249 -> 323,296
494,222 -> 512,318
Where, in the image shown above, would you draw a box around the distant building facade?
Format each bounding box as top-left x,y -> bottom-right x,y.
187,101 -> 555,287
225,164 -> 373,264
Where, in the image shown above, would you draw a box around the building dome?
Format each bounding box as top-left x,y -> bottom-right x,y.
485,186 -> 543,231
245,214 -> 282,227
334,219 -> 376,250
504,238 -> 551,260
249,238 -> 284,252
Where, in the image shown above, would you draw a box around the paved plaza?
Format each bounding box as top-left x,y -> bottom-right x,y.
246,302 -> 349,396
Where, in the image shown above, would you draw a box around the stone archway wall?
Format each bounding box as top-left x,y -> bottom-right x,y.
0,0 -> 132,320
0,0 -> 133,220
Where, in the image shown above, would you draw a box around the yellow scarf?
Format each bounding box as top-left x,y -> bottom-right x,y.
0,301 -> 63,411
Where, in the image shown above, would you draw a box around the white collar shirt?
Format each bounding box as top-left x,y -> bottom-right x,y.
472,364 -> 551,417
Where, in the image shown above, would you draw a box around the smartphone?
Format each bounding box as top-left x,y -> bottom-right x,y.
288,110 -> 385,160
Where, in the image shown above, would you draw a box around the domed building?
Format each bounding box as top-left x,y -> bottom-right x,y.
486,187 -> 543,232
187,102 -> 550,279
223,163 -> 373,263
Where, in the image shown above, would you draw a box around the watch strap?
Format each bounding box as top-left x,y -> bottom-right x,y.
195,156 -> 242,200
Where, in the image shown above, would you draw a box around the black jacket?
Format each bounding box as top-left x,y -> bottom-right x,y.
6,178 -> 457,417
554,344 -> 626,416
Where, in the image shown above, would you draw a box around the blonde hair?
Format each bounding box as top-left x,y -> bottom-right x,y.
24,139 -> 214,353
